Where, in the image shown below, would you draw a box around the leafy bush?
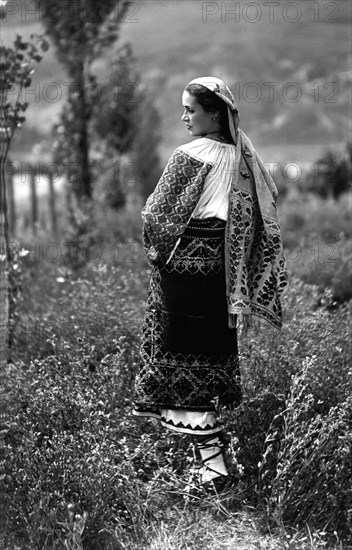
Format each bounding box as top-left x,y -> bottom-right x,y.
264,368 -> 352,540
3,195 -> 352,547
2,345 -> 150,549
241,278 -> 351,407
280,191 -> 352,302
274,142 -> 352,199
92,205 -> 144,254
222,277 -> 351,542
280,191 -> 352,246
304,142 -> 352,199
329,236 -> 352,303
9,257 -> 148,365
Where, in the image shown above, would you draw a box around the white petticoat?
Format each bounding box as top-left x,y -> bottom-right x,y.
132,408 -> 221,435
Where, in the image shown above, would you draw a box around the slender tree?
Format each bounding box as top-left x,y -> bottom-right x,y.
36,0 -> 131,201
92,44 -> 138,158
0,33 -> 47,536
89,43 -> 162,208
0,32 -> 48,366
90,43 -> 142,208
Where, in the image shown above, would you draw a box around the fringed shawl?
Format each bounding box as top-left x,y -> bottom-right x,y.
224,130 -> 288,330
142,130 -> 288,332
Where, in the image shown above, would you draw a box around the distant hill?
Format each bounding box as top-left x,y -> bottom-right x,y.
1,0 -> 351,165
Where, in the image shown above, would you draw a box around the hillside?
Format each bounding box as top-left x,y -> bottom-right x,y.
1,0 -> 351,164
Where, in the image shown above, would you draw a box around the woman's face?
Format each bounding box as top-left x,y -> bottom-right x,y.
181,90 -> 218,137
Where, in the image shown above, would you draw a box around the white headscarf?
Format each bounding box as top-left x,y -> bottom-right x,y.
186,76 -> 240,145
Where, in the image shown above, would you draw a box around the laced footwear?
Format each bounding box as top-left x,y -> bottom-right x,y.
201,474 -> 233,494
195,434 -> 229,486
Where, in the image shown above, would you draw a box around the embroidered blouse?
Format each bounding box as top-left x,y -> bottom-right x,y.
178,137 -> 252,221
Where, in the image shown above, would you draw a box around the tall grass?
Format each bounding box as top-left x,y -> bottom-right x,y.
2,191 -> 351,548
280,190 -> 352,302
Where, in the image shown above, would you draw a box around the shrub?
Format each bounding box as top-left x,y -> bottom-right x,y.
222,277 -> 351,542
330,237 -> 352,303
280,190 -> 352,247
280,191 -> 352,301
240,277 -> 351,408
2,344 -> 150,549
263,365 -> 352,542
9,258 -> 148,365
304,142 -> 352,199
3,210 -> 352,547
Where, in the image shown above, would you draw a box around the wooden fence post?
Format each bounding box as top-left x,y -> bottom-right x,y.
6,165 -> 16,236
29,171 -> 38,236
48,169 -> 57,238
4,162 -> 61,239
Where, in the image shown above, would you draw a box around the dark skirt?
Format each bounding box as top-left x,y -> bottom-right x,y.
133,217 -> 242,414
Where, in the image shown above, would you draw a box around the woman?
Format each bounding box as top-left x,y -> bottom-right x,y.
132,76 -> 287,488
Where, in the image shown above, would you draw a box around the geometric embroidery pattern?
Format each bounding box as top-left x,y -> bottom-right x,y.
133,220 -> 242,413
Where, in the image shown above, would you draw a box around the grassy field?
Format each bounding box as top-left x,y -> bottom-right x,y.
2,186 -> 352,549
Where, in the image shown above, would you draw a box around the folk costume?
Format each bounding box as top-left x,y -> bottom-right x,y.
132,77 -> 287,446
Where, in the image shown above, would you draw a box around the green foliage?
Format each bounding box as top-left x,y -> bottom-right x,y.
0,31 -> 48,368
3,187 -> 352,547
280,191 -> 351,246
269,388 -> 352,539
44,0 -> 131,201
35,1 -> 130,76
222,277 -> 351,543
45,1 -> 161,237
91,44 -> 139,157
275,143 -> 352,201
280,191 -> 352,302
92,203 -> 143,247
3,1 -> 351,158
59,197 -> 102,271
240,278 -> 351,409
90,44 -> 162,208
9,255 -> 147,365
330,236 -> 352,302
0,33 -> 49,153
3,245 -> 351,547
2,347 -> 149,549
130,87 -> 163,201
304,142 -> 352,199
52,96 -> 92,199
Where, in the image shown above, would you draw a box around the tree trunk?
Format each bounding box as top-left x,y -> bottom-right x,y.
48,169 -> 58,238
0,150 -> 11,368
72,62 -> 91,199
29,171 -> 38,236
6,160 -> 16,236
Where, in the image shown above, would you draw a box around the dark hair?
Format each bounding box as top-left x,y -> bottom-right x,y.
185,83 -> 233,143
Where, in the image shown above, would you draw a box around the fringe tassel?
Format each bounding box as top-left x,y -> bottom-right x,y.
241,313 -> 253,334
228,312 -> 252,332
229,311 -> 281,343
228,312 -> 237,329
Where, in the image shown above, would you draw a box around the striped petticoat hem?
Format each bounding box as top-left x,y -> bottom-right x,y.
132,407 -> 221,435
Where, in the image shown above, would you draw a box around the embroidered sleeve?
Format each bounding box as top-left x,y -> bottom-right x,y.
142,148 -> 212,265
